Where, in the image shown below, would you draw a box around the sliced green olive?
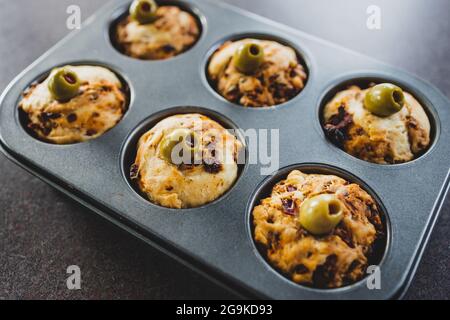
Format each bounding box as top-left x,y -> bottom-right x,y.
130,0 -> 158,24
364,83 -> 405,117
233,42 -> 265,75
47,67 -> 80,102
299,194 -> 344,235
159,128 -> 200,165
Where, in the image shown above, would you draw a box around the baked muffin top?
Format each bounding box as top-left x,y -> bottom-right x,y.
208,38 -> 307,107
19,65 -> 126,144
323,85 -> 431,164
132,113 -> 242,209
252,170 -> 384,288
115,3 -> 200,60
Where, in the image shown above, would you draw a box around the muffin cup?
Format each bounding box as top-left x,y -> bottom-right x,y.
108,0 -> 205,60
120,106 -> 247,210
204,32 -> 310,108
0,0 -> 449,299
18,61 -> 132,144
317,73 -> 440,166
247,163 -> 390,290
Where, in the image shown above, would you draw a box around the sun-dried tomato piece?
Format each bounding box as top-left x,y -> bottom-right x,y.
203,159 -> 222,174
286,185 -> 297,192
130,164 -> 139,180
324,106 -> 353,146
281,198 -> 296,216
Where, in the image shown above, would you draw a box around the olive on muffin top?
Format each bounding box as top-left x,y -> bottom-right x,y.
132,113 -> 242,209
19,65 -> 127,144
323,83 -> 431,164
115,0 -> 200,60
252,170 -> 385,288
208,38 -> 307,107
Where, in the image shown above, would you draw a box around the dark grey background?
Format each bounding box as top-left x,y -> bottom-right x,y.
0,0 -> 448,299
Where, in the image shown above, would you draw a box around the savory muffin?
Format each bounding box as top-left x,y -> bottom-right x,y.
252,170 -> 384,288
115,0 -> 200,60
208,38 -> 307,107
19,65 -> 127,144
323,83 -> 431,164
132,113 -> 242,208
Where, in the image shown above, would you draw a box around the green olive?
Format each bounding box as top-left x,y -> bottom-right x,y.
47,67 -> 80,102
299,194 -> 344,235
233,42 -> 265,75
364,83 -> 405,117
130,0 -> 158,24
159,128 -> 200,164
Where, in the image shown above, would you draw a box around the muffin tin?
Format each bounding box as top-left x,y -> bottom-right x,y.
0,0 -> 449,299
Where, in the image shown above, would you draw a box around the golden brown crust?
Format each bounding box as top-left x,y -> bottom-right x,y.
134,114 -> 242,209
208,39 -> 307,107
19,66 -> 126,144
252,170 -> 384,288
323,85 -> 431,164
115,6 -> 200,60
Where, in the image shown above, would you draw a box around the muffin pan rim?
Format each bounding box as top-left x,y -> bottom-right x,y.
245,162 -> 391,292
315,71 -> 441,169
107,0 -> 207,62
0,0 -> 449,299
202,31 -> 312,110
119,105 -> 249,211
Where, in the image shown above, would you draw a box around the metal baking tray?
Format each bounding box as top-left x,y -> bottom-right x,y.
1,0 -> 449,299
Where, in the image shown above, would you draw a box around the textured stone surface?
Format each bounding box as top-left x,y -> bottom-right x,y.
0,0 -> 448,299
